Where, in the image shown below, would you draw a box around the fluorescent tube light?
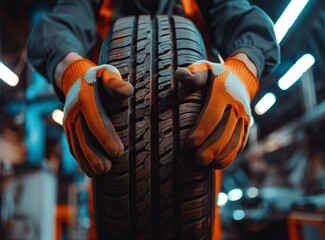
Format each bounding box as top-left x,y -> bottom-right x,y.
52,109 -> 64,125
274,0 -> 309,43
254,92 -> 276,115
0,61 -> 19,87
233,210 -> 245,221
246,187 -> 259,198
228,189 -> 243,201
217,192 -> 228,207
278,54 -> 315,90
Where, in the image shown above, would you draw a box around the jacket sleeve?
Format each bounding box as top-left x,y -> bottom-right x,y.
207,0 -> 280,78
27,0 -> 101,83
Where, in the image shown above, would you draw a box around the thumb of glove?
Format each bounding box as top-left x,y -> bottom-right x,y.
175,67 -> 208,89
98,66 -> 134,100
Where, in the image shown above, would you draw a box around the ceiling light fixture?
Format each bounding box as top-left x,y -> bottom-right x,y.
217,192 -> 228,207
274,0 -> 309,43
254,92 -> 276,115
228,189 -> 243,201
0,61 -> 19,87
52,109 -> 64,125
278,53 -> 315,90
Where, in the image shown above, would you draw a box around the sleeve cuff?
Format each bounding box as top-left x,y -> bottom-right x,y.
229,46 -> 265,79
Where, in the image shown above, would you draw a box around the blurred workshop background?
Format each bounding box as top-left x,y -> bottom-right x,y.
1,0 -> 325,239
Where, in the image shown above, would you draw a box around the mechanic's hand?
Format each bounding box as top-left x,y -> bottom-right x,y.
61,59 -> 134,177
175,57 -> 259,169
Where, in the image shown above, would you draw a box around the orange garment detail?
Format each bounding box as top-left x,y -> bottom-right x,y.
211,170 -> 222,240
91,0 -> 115,63
97,0 -> 115,42
181,2 -> 222,238
181,0 -> 213,61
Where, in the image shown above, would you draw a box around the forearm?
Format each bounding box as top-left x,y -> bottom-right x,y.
208,0 -> 280,77
54,52 -> 84,91
26,0 -> 99,83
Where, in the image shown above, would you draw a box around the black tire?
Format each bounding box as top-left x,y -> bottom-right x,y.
95,15 -> 214,240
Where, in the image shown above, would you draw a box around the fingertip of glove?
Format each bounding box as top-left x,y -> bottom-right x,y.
103,159 -> 112,173
117,144 -> 125,158
175,69 -> 208,89
110,141 -> 124,158
211,156 -> 234,170
195,150 -> 213,167
105,77 -> 134,99
123,82 -> 135,97
84,171 -> 96,178
186,135 -> 202,149
85,159 -> 112,177
175,68 -> 193,82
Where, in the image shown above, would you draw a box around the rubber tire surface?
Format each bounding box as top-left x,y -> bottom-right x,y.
95,15 -> 214,240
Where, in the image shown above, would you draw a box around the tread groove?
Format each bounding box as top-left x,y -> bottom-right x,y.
129,16 -> 138,239
150,16 -> 160,238
170,15 -> 181,240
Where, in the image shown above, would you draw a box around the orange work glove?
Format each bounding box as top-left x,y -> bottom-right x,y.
61,59 -> 134,177
175,57 -> 259,169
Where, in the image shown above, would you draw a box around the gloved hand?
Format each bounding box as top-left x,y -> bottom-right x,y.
61,59 -> 134,177
175,57 -> 259,169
